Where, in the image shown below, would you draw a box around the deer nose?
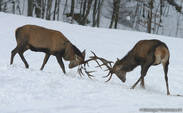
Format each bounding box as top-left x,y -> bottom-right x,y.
119,76 -> 126,83
69,63 -> 74,68
116,75 -> 126,82
121,78 -> 126,82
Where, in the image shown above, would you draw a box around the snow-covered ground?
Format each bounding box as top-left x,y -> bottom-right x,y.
0,12 -> 183,113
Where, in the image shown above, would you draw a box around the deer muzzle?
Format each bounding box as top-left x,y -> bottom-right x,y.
114,71 -> 126,83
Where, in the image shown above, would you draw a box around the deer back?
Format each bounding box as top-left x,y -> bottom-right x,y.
16,25 -> 70,53
130,40 -> 167,60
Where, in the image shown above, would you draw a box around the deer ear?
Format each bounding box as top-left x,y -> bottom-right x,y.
82,50 -> 86,59
75,55 -> 80,61
117,58 -> 120,61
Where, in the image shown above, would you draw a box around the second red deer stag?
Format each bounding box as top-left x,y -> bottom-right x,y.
90,39 -> 170,95
10,25 -> 86,74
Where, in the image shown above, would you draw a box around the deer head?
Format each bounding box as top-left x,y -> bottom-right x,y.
69,50 -> 86,68
112,59 -> 127,82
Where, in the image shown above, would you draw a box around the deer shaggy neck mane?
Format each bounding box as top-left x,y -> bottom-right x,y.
63,43 -> 83,60
71,44 -> 84,59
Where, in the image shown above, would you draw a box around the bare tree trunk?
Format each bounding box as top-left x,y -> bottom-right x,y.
70,0 -> 75,23
28,0 -> 34,16
80,0 -> 83,15
132,2 -> 140,29
16,0 -> 22,15
53,0 -> 61,20
147,0 -> 153,33
57,0 -> 61,20
167,0 -> 182,12
80,0 -> 93,25
159,0 -> 163,23
109,0 -> 120,29
109,13 -> 115,28
82,0 -> 87,16
114,0 -> 120,29
35,0 -> 41,18
92,0 -> 98,27
109,0 -> 116,28
97,0 -> 104,27
46,0 -> 52,20
41,0 -> 46,19
12,0 -> 15,14
175,0 -> 183,37
0,0 -> 2,11
63,0 -> 68,15
21,0 -> 26,15
53,0 -> 58,20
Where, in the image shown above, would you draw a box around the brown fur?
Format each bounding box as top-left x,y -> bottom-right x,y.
16,25 -> 69,53
112,39 -> 170,95
10,25 -> 85,73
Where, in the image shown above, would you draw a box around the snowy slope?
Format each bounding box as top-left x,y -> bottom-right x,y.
0,12 -> 183,113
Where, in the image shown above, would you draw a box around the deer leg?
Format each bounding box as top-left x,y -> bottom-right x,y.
163,60 -> 170,95
18,51 -> 29,68
140,64 -> 148,88
10,46 -> 19,65
56,54 -> 66,74
141,77 -> 145,88
18,43 -> 29,68
131,64 -> 150,89
131,77 -> 142,89
40,53 -> 50,70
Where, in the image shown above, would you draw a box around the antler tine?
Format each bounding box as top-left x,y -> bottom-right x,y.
89,51 -> 114,82
95,64 -> 105,68
77,65 -> 84,77
77,64 -> 95,79
89,51 -> 109,69
82,51 -> 99,65
91,51 -> 97,57
90,51 -> 113,69
90,57 -> 103,69
104,68 -> 110,71
84,70 -> 95,79
77,53 -> 97,78
78,51 -> 114,81
95,61 -> 113,69
108,62 -> 113,67
105,73 -> 113,82
102,69 -> 113,77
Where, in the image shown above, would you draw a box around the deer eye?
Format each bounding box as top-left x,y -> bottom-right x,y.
114,66 -> 121,72
75,55 -> 82,61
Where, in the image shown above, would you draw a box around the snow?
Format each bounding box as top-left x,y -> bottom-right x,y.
0,12 -> 183,113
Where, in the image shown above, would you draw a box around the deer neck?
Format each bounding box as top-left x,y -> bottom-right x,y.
120,54 -> 138,72
63,43 -> 75,61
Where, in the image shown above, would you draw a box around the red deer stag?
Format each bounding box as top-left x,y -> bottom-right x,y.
89,39 -> 170,95
10,25 -> 86,74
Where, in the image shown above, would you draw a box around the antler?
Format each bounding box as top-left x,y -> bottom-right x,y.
77,51 -> 114,82
89,51 -> 113,69
77,54 -> 96,79
77,64 -> 95,79
89,51 -> 114,82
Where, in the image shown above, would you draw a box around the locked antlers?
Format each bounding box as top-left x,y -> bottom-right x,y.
78,51 -> 114,81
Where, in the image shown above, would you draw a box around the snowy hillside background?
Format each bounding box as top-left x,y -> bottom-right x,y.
0,12 -> 183,113
1,0 -> 183,38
